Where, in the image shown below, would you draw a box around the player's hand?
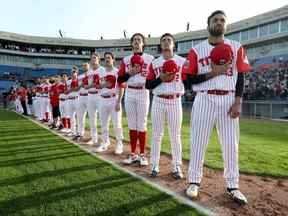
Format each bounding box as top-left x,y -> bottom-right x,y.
115,101 -> 121,112
160,72 -> 174,82
211,63 -> 230,77
228,102 -> 241,119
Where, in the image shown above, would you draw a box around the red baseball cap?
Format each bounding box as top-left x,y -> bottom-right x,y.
162,60 -> 178,82
130,54 -> 144,65
162,60 -> 178,74
105,75 -> 116,89
210,43 -> 233,65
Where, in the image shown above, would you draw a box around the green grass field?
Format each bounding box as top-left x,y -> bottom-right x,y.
0,109 -> 204,216
93,111 -> 288,177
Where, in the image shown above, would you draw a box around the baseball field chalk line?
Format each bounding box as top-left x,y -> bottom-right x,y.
17,112 -> 216,216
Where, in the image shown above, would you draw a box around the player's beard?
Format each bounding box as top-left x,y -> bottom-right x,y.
208,25 -> 225,37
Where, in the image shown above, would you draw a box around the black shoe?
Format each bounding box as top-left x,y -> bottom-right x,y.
171,166 -> 183,180
72,135 -> 81,141
57,125 -> 64,130
150,169 -> 158,178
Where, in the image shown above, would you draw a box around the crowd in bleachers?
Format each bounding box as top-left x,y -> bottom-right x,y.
243,57 -> 288,101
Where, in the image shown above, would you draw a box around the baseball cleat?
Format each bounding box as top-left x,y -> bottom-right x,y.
186,183 -> 200,199
123,154 -> 139,164
115,141 -> 123,155
94,143 -> 110,153
139,154 -> 149,166
226,188 -> 248,205
172,166 -> 183,180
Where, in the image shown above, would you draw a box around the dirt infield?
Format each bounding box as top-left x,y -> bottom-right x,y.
74,135 -> 288,216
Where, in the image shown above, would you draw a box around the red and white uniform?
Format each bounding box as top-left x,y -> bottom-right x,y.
33,85 -> 42,119
118,53 -> 154,155
99,67 -> 124,145
59,81 -> 69,129
87,66 -> 105,143
147,54 -> 186,172
77,72 -> 89,137
186,38 -> 251,188
40,83 -> 52,121
67,78 -> 79,134
15,88 -> 23,113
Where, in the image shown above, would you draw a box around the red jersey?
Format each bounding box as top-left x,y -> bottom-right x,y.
49,84 -> 60,107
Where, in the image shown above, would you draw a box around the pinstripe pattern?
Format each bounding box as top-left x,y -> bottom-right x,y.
150,96 -> 183,171
41,97 -> 52,121
87,95 -> 99,142
67,98 -> 78,133
120,53 -> 154,134
188,92 -> 240,188
191,39 -> 243,91
150,55 -> 186,95
86,67 -> 104,143
76,95 -> 88,136
99,97 -> 123,143
124,90 -> 150,132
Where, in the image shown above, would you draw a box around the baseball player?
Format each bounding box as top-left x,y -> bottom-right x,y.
86,53 -> 104,145
49,77 -> 61,129
95,52 -> 125,154
34,79 -> 42,120
41,78 -> 52,123
18,83 -> 28,116
75,63 -> 90,141
15,87 -> 23,114
117,33 -> 154,166
59,73 -> 70,133
146,33 -> 186,180
66,66 -> 79,137
185,10 -> 251,204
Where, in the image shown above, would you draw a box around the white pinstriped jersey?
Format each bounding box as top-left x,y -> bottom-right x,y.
77,73 -> 89,94
147,54 -> 186,95
99,67 -> 125,96
87,66 -> 105,93
118,53 -> 154,87
187,38 -> 251,91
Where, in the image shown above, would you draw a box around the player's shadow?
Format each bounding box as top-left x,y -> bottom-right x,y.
0,144 -> 75,157
0,137 -> 65,149
0,174 -> 135,215
92,193 -> 194,216
0,163 -> 109,187
0,151 -> 88,168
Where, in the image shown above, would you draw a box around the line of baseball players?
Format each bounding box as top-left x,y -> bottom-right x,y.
10,10 -> 251,205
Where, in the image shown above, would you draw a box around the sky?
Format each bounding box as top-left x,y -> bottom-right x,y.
0,0 -> 287,40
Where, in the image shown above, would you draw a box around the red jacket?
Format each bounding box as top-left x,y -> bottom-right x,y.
49,84 -> 60,107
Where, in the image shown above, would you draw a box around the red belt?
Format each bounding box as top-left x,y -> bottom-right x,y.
68,96 -> 78,100
128,85 -> 144,90
88,91 -> 99,94
80,93 -> 88,96
157,94 -> 181,99
101,94 -> 116,98
200,90 -> 234,95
